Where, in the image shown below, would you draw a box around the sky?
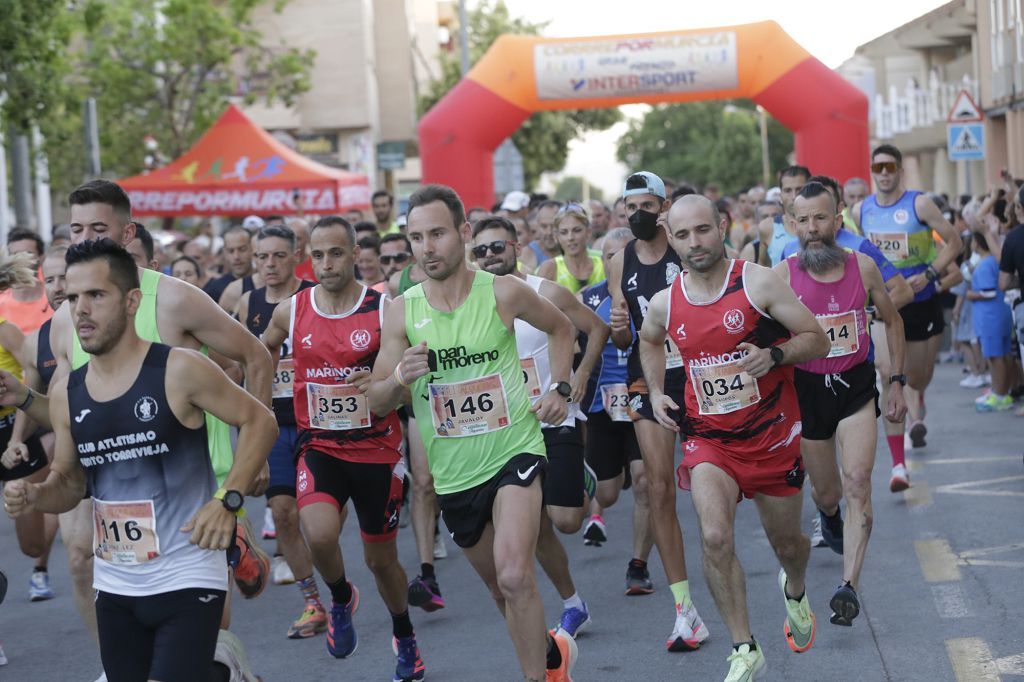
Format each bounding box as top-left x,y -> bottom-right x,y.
484,0 -> 950,198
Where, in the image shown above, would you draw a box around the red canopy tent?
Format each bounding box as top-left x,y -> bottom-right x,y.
120,104 -> 370,217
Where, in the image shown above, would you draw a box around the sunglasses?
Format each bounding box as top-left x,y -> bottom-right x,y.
556,202 -> 588,217
871,161 -> 899,174
379,253 -> 410,266
471,240 -> 515,258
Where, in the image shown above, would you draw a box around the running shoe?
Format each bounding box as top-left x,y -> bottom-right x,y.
288,602 -> 328,639
889,464 -> 910,493
326,583 -> 360,658
546,628 -> 578,682
810,517 -> 826,548
959,374 -> 987,388
667,601 -> 710,652
233,518 -> 271,599
625,559 -> 654,595
908,421 -> 927,448
271,555 -> 295,585
583,515 -> 607,546
975,390 -> 993,404
976,393 -> 1014,412
829,582 -> 860,626
0,642 -> 7,666
261,507 -> 276,539
392,635 -> 426,682
407,574 -> 445,612
28,570 -> 54,602
213,630 -> 258,682
0,568 -> 7,606
583,461 -> 597,501
818,509 -> 844,555
778,569 -> 815,653
724,640 -> 766,681
433,529 -> 447,560
558,601 -> 591,638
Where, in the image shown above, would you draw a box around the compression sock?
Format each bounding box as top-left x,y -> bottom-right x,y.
887,434 -> 906,467
327,575 -> 352,605
391,609 -> 414,639
669,580 -> 692,609
297,574 -> 321,607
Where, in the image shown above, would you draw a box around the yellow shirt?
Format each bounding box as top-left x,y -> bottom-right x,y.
0,317 -> 24,419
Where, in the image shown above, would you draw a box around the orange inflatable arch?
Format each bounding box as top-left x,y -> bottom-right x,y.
418,21 -> 868,208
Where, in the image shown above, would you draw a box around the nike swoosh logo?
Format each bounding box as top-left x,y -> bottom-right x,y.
517,462 -> 539,481
414,319 -> 431,329
198,594 -> 218,603
74,409 -> 91,423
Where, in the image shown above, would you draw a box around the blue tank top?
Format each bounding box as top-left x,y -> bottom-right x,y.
861,191 -> 937,301
767,216 -> 798,266
528,241 -> 552,265
579,280 -> 632,413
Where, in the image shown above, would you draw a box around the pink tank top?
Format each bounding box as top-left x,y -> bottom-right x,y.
787,252 -> 870,374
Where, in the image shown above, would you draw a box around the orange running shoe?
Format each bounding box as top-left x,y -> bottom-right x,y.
545,628 -> 578,682
233,518 -> 270,599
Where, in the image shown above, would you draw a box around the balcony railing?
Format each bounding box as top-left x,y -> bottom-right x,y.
873,72 -> 979,139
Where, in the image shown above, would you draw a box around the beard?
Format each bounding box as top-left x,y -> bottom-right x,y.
80,312 -> 128,356
479,255 -> 516,277
683,242 -> 723,273
798,236 -> 847,275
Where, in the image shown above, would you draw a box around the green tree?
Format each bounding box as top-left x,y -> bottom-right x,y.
419,0 -> 619,189
554,176 -> 604,203
616,101 -> 794,195
73,0 -> 315,182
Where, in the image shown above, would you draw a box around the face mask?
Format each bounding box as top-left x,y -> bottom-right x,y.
628,209 -> 660,241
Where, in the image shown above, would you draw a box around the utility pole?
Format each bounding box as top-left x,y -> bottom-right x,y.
758,105 -> 770,187
33,126 -> 52,242
9,128 -> 34,229
458,0 -> 470,76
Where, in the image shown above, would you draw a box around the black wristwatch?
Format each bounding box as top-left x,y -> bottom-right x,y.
889,374 -> 908,386
925,265 -> 940,282
549,381 -> 572,401
215,488 -> 245,515
769,346 -> 784,368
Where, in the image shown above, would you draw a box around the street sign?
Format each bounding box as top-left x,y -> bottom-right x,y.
947,123 -> 985,161
376,141 -> 406,170
947,89 -> 983,122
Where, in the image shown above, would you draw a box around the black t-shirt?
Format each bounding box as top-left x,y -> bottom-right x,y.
999,224 -> 1024,289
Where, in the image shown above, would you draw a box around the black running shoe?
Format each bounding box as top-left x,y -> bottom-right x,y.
407,575 -> 445,612
583,515 -> 607,546
625,559 -> 654,595
829,582 -> 860,626
0,568 -> 7,606
909,421 -> 927,449
819,508 -> 844,555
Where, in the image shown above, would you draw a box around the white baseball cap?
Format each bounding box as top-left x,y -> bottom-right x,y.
242,215 -> 265,230
500,191 -> 530,212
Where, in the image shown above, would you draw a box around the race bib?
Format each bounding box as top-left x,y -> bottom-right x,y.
870,231 -> 909,262
818,311 -> 859,358
93,499 -> 160,565
665,337 -> 683,370
272,357 -> 295,399
600,382 -> 630,422
520,357 -> 542,398
689,361 -> 761,415
429,374 -> 510,438
307,383 -> 371,430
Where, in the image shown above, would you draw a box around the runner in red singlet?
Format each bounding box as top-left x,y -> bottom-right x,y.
640,195 -> 830,680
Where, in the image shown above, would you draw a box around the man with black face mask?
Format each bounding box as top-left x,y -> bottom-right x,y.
605,171 -> 710,653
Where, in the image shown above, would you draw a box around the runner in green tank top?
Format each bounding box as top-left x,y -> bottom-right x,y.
368,185 -> 579,681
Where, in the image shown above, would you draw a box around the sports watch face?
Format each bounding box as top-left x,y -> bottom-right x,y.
223,490 -> 245,511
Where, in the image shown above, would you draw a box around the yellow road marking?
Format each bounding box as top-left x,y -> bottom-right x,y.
945,638 -> 999,681
904,480 -> 932,506
915,538 -> 961,582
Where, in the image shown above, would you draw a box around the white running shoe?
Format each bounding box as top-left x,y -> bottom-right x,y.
29,571 -> 54,601
93,674 -> 107,682
261,507 -> 276,540
0,643 -> 7,666
959,374 -> 986,388
889,464 -> 910,493
811,517 -> 826,547
666,601 -> 710,652
271,555 -> 295,585
214,630 -> 259,682
433,532 -> 448,560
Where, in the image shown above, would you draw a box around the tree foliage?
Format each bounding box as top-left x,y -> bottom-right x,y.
419,0 -> 619,189
616,101 -> 794,195
554,176 -> 604,203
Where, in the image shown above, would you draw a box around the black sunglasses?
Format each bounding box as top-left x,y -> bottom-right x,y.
379,253 -> 410,266
471,240 -> 514,258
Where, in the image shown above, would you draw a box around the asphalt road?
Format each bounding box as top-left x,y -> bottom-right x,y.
1,363 -> 1021,681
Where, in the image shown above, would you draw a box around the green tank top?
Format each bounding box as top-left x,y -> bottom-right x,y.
72,269 -> 235,485
553,254 -> 605,294
404,271 -> 545,495
397,266 -> 417,296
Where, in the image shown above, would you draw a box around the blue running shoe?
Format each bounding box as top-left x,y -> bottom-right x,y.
392,635 -> 426,682
558,602 -> 591,638
326,584 -> 359,658
818,508 -> 844,555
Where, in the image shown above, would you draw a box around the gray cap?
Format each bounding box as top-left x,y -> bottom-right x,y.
622,171 -> 666,200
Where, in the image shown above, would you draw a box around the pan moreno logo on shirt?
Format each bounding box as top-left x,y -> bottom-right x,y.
429,346 -> 500,371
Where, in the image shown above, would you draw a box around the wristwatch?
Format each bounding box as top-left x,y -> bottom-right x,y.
889,374 -> 908,386
925,264 -> 940,282
549,381 -> 572,401
214,488 -> 246,517
769,346 -> 784,368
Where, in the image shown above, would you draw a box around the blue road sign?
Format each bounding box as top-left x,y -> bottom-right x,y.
947,123 -> 985,161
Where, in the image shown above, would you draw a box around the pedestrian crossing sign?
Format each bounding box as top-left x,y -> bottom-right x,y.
947,123 -> 985,161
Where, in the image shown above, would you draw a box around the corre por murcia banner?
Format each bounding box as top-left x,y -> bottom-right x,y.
128,184 -> 371,216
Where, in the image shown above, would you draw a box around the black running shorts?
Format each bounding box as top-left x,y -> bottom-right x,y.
794,362 -> 880,441
899,296 -> 945,342
96,588 -> 225,682
542,422 -> 585,508
437,453 -> 545,549
0,413 -> 47,482
584,409 -> 641,481
626,376 -> 685,427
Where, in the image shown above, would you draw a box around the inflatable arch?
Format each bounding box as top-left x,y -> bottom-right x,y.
418,21 -> 869,209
